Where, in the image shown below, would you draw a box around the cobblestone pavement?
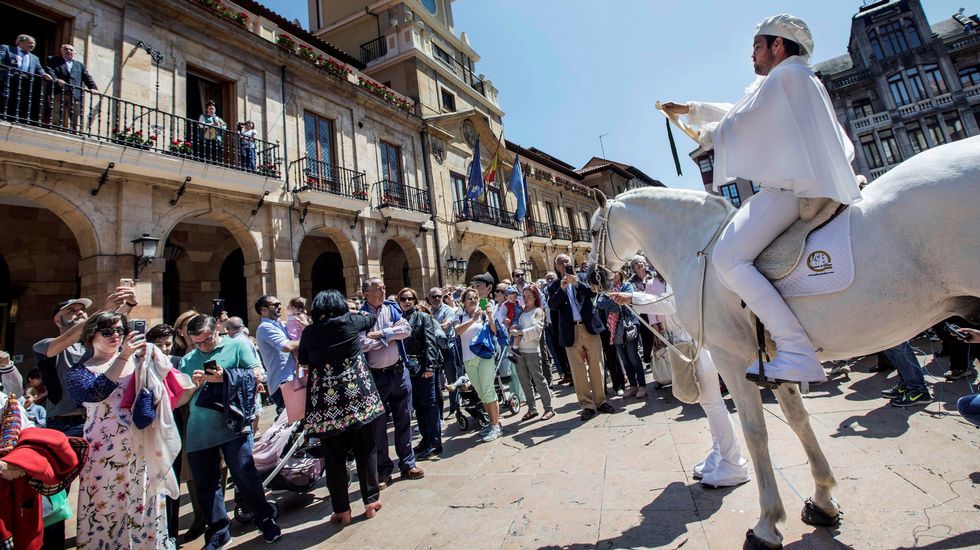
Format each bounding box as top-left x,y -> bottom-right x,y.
68,340 -> 980,549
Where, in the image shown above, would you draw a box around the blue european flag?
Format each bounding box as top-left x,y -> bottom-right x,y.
465,136 -> 483,201
510,153 -> 527,222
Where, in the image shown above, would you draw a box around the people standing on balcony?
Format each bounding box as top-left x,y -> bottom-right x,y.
547,254 -> 614,421
238,120 -> 257,172
396,288 -> 442,460
359,278 -> 424,488
47,44 -> 97,131
198,100 -> 227,164
0,34 -> 53,122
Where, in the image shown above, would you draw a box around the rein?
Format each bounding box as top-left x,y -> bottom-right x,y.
595,199 -> 734,367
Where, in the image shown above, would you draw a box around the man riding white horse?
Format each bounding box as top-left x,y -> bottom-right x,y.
663,14 -> 862,387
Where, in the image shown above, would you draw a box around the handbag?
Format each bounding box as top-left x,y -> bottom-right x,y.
469,322 -> 496,360
281,367 -> 308,423
42,490 -> 73,527
132,356 -> 156,430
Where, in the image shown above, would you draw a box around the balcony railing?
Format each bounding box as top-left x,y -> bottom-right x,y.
455,200 -> 518,230
292,156 -> 368,200
431,47 -> 487,98
0,67 -> 280,176
552,225 -> 573,241
573,228 -> 591,243
376,179 -> 430,214
360,36 -> 387,64
851,111 -> 891,131
525,220 -> 553,238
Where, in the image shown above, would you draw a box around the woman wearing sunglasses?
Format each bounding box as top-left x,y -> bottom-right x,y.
64,311 -> 193,549
396,288 -> 443,459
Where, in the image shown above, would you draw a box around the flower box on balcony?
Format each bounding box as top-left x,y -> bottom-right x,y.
197,0 -> 249,28
257,163 -> 281,178
319,56 -> 351,79
277,34 -> 297,53
352,189 -> 368,200
167,140 -> 194,156
112,127 -> 157,149
357,77 -> 415,114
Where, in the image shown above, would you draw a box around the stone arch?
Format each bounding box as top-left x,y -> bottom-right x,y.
297,225 -> 361,298
529,253 -> 549,280
157,204 -> 262,265
379,234 -> 424,293
0,181 -> 100,259
463,245 -> 510,285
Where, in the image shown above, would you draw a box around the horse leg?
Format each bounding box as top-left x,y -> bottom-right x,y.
714,356 -> 786,548
772,384 -> 840,526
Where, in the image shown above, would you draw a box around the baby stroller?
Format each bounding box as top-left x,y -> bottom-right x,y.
233,409 -> 337,523
456,321 -> 521,430
456,382 -> 490,431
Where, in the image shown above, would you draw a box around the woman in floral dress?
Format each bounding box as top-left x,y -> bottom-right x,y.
65,312 -> 176,549
298,289 -> 385,526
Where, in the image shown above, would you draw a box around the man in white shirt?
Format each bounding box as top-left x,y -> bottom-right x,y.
663,14 -> 861,387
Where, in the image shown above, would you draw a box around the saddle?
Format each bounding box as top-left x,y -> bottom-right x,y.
754,197 -> 848,281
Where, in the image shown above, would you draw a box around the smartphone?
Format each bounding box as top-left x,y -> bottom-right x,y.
203,359 -> 218,374
564,265 -> 575,276
946,322 -> 969,340
119,278 -> 134,288
128,319 -> 147,335
212,298 -> 225,318
479,298 -> 488,310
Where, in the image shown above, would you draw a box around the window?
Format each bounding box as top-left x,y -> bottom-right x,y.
888,73 -> 911,106
379,141 -> 402,185
440,88 -> 456,112
905,21 -> 921,48
544,201 -> 557,226
880,21 -> 909,56
719,183 -> 741,208
943,112 -> 966,141
906,123 -> 928,155
565,207 -> 577,231
959,66 -> 980,87
486,186 -> 502,210
304,113 -> 335,166
697,156 -> 713,173
906,68 -> 926,101
860,134 -> 883,168
879,130 -> 901,165
432,43 -> 454,68
926,117 -> 946,146
868,30 -> 884,59
922,64 -> 947,96
852,98 -> 874,118
450,172 -> 466,207
750,181 -> 762,194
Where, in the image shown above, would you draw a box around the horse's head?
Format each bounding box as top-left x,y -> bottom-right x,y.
586,190 -> 640,292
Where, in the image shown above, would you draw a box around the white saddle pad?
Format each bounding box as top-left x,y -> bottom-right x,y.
773,209 -> 854,298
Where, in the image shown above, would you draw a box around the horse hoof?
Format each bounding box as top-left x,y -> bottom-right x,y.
801,497 -> 841,527
744,529 -> 782,550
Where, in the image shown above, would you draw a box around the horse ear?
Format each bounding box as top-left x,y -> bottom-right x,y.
594,190 -> 607,209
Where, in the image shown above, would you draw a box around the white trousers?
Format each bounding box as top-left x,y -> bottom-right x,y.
696,349 -> 743,468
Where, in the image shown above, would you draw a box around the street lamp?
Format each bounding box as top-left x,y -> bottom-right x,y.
519,259 -> 533,273
132,234 -> 160,280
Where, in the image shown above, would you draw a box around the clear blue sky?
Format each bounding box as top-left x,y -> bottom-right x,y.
264,0 -> 970,189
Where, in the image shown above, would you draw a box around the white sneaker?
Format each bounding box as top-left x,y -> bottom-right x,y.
480,424 -> 502,443
692,451 -> 721,480
700,457 -> 750,488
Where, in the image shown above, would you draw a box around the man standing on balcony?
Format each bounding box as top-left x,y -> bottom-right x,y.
0,34 -> 53,121
198,100 -> 227,164
47,43 -> 97,130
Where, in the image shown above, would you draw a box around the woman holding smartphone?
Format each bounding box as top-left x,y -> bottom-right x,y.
65,312 -> 190,549
455,287 -> 502,442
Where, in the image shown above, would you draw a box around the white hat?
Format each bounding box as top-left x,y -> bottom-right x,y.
755,14 -> 813,60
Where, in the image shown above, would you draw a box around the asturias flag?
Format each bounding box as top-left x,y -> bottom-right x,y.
510,153 -> 527,222
465,136 -> 483,201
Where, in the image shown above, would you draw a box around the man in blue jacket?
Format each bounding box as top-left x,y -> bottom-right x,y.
547,254 -> 613,421
1,34 -> 52,121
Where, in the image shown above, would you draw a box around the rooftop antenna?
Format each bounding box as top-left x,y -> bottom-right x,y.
598,133 -> 609,158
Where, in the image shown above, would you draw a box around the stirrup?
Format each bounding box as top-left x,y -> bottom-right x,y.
745,371 -> 792,389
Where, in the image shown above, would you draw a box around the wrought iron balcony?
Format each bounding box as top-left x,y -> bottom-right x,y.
552,225 -> 573,241
0,67 -> 281,176
292,157 -> 368,200
573,228 -> 591,243
455,200 -> 518,230
360,36 -> 388,64
375,179 -> 430,214
525,220 -> 553,238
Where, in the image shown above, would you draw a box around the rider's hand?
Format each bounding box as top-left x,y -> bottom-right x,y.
661,102 -> 689,116
961,327 -> 980,344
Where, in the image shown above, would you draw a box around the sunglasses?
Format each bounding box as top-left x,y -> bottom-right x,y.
98,327 -> 126,338
399,296 -> 416,302
264,302 -> 282,308
191,332 -> 216,349
429,294 -> 443,300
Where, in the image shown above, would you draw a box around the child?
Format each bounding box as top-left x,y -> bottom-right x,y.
285,297 -> 309,340
23,387 -> 47,428
502,286 -> 524,355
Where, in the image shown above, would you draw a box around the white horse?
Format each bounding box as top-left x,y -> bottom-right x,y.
587,136 -> 980,549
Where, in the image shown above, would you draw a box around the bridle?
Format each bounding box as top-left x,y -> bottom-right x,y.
590,196 -> 734,366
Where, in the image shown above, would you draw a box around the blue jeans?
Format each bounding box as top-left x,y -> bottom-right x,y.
188,434 -> 273,540
880,341 -> 926,393
957,393 -> 980,427
411,370 -> 442,451
616,337 -> 647,388
371,366 -> 416,477
441,346 -> 461,415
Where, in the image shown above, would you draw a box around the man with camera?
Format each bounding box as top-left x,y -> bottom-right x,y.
547,254 -> 613,421
180,314 -> 282,547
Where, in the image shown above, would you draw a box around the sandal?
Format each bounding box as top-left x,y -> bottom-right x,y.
521,411 -> 539,421
540,410 -> 555,421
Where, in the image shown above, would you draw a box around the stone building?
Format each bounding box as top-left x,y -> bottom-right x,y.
812,0 -> 979,181
0,0 -> 434,367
